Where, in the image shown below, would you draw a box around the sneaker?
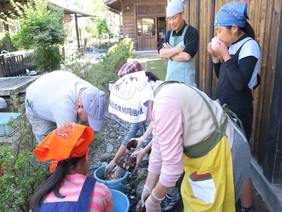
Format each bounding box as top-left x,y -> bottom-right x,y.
161,189 -> 181,211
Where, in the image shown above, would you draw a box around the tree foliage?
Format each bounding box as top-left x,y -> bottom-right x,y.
8,0 -> 65,72
11,0 -> 65,49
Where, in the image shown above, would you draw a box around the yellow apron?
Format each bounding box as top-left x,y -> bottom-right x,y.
182,135 -> 235,212
154,81 -> 236,212
181,88 -> 235,212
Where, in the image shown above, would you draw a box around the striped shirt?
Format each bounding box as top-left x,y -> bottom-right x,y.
44,174 -> 113,212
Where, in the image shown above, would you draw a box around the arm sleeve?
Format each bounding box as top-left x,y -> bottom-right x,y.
183,26 -> 199,57
158,30 -> 171,52
149,97 -> 184,187
222,56 -> 258,91
213,62 -> 221,78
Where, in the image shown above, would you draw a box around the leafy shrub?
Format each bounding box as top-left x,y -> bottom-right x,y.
63,37 -> 134,91
33,46 -> 63,72
89,37 -> 134,90
0,34 -> 19,52
0,106 -> 48,211
62,53 -> 96,82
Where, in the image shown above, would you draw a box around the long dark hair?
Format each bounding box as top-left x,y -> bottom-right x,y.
145,71 -> 159,82
227,21 -> 255,39
29,155 -> 85,210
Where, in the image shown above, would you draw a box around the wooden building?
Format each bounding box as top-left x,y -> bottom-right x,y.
106,0 -> 282,211
106,0 -> 167,50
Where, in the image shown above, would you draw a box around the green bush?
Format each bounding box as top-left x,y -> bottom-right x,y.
63,37 -> 134,92
89,37 -> 134,91
9,0 -> 65,72
0,106 -> 48,211
33,46 -> 63,73
0,34 -> 19,52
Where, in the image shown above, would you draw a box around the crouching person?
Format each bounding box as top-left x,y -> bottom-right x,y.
30,121 -> 113,212
109,71 -> 251,212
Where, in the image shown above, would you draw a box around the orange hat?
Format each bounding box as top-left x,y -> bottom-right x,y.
34,122 -> 94,173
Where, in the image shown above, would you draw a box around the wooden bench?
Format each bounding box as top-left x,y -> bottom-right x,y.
0,75 -> 40,111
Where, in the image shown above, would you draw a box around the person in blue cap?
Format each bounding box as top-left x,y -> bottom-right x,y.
159,0 -> 199,87
207,2 -> 261,212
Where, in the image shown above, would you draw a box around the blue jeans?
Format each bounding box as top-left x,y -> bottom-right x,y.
122,121 -> 152,147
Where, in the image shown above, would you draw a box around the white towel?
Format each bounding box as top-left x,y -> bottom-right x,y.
109,71 -> 154,123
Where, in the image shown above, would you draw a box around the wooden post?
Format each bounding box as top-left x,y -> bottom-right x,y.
207,0 -> 215,98
74,13 -> 80,50
3,22 -> 13,52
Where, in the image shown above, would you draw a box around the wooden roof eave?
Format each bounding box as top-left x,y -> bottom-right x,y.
47,0 -> 96,18
105,0 -> 122,13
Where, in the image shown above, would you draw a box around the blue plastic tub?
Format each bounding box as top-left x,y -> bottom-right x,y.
110,189 -> 130,212
93,166 -> 128,193
0,112 -> 21,136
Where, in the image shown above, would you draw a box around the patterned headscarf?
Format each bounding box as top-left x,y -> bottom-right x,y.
118,60 -> 144,78
214,1 -> 249,27
34,122 -> 94,173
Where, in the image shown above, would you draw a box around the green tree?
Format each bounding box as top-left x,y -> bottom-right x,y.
9,0 -> 66,72
95,17 -> 110,41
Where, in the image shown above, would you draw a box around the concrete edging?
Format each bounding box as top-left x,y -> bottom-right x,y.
251,159 -> 282,212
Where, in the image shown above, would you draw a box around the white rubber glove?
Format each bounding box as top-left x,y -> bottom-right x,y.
111,166 -> 123,179
145,195 -> 161,212
132,148 -> 146,170
128,136 -> 144,150
104,161 -> 116,177
141,185 -> 152,206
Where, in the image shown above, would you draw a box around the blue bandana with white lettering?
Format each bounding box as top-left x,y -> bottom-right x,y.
214,1 -> 249,27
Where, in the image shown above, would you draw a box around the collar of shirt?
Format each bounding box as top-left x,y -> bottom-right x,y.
172,21 -> 187,37
231,34 -> 248,45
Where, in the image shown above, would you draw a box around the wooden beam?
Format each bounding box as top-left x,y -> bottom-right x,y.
3,21 -> 13,52
74,13 -> 80,50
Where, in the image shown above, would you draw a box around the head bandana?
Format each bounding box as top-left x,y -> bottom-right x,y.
118,60 -> 144,78
34,121 -> 94,173
109,71 -> 154,123
166,0 -> 185,17
214,1 -> 249,27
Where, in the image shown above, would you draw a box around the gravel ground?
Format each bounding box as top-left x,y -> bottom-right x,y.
88,113 -> 130,169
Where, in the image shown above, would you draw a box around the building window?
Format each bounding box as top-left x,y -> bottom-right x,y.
137,18 -> 155,36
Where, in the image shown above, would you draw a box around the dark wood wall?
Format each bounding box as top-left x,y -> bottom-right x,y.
263,8 -> 282,184
121,0 -> 166,49
184,0 -> 281,171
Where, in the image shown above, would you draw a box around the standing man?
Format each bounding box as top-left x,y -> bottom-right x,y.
25,71 -> 108,142
159,0 -> 199,86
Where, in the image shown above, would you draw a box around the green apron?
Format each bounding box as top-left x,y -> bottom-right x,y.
166,25 -> 196,86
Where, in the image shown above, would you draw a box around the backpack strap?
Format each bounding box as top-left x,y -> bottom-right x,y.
235,38 -> 261,89
234,38 -> 253,58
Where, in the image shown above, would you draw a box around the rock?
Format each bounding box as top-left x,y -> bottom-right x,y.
137,168 -> 148,180
136,179 -> 146,198
109,138 -> 117,145
100,153 -> 112,162
106,143 -> 114,153
109,132 -> 116,138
